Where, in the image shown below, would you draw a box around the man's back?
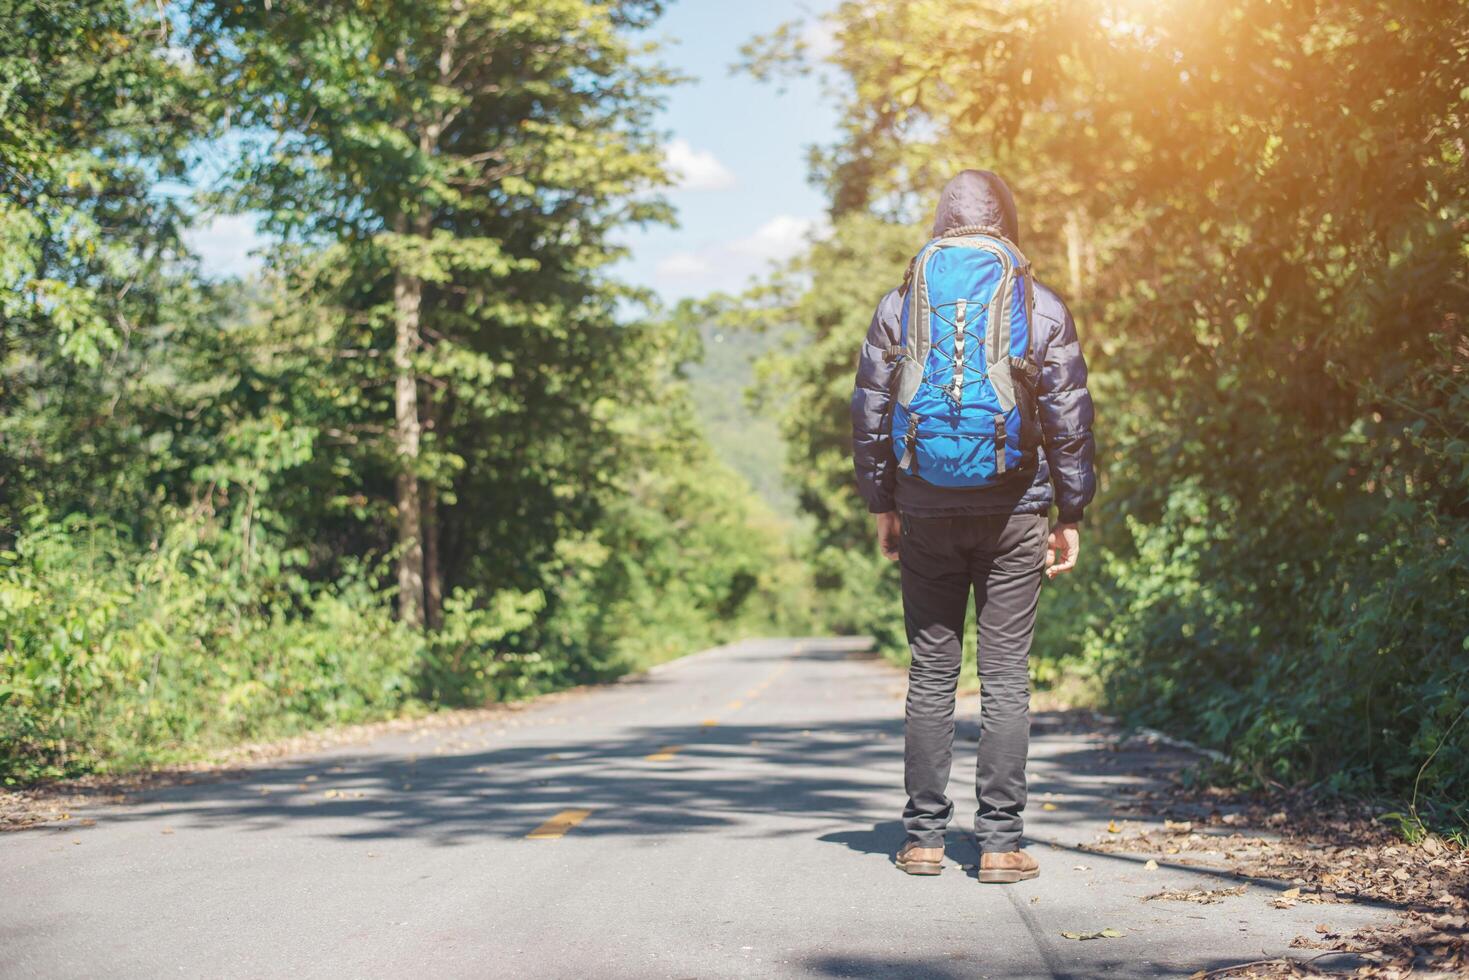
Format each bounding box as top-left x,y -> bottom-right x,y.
848,169 -> 1096,883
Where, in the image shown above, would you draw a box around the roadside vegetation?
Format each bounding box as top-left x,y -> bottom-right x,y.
5,0 -> 1466,844
736,0 -> 1469,835
1,0 -> 812,783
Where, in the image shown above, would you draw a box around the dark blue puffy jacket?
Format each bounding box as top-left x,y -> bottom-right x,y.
849,170 -> 1096,524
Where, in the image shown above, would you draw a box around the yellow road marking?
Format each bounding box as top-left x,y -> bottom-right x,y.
743,662 -> 789,699
526,808 -> 593,840
526,648 -> 808,843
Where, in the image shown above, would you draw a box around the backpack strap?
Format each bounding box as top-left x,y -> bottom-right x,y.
993,414 -> 1008,475
899,413 -> 921,474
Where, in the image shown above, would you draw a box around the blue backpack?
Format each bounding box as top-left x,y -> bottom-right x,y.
888,224 -> 1042,488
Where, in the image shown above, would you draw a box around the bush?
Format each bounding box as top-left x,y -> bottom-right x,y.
0,513 -> 427,781
1088,482 -> 1469,832
0,453 -> 818,783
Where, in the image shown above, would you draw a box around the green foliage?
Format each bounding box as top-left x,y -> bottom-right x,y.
717,215 -> 914,653
416,588 -> 547,707
0,512 -> 424,781
746,0 -> 1469,829
1083,479 -> 1469,829
184,0 -> 683,628
521,311 -> 818,678
0,0 -> 813,785
1,0 -> 209,528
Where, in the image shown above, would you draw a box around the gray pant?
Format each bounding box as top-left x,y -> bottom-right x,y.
898,512 -> 1048,852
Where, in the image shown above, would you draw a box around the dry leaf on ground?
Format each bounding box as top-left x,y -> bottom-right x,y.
1061,928 -> 1125,941
1095,744 -> 1469,978
1145,885 -> 1247,904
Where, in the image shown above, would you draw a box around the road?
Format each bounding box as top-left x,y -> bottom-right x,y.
2,638 -> 1394,979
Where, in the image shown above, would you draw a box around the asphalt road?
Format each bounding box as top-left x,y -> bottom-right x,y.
2,638 -> 1395,979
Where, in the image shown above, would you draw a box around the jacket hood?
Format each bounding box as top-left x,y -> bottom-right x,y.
930,170 -> 1019,243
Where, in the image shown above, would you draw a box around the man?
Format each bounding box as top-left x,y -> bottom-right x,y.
850,169 -> 1096,883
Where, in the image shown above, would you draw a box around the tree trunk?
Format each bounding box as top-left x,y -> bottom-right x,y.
422,472 -> 443,630
392,214 -> 426,629
392,8 -> 462,629
1064,207 -> 1085,300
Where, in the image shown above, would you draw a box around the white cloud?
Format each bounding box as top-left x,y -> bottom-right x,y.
185,212 -> 266,279
729,214 -> 830,262
654,252 -> 714,280
663,138 -> 737,192
651,212 -> 830,294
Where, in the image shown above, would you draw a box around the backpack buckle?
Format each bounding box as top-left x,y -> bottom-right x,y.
899,413 -> 921,474
1009,355 -> 1040,384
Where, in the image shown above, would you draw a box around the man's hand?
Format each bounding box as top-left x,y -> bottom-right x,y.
875,511 -> 901,562
1045,522 -> 1080,579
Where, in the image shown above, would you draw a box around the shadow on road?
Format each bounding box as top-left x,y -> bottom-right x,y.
18,707 -> 1145,849
17,634 -> 1413,918
800,953 -> 980,979
800,950 -> 1373,980
13,697 -> 1348,892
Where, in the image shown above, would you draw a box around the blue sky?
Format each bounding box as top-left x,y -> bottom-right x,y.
187,0 -> 841,306
616,0 -> 839,302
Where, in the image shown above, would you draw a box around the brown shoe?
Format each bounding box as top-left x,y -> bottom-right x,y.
978,849 -> 1039,883
895,841 -> 944,876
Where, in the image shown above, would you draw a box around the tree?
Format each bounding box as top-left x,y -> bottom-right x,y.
188,0 -> 674,627
1,0 -> 208,534
0,0 -> 818,783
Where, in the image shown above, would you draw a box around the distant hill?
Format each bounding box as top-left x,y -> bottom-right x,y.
682,319 -> 800,521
